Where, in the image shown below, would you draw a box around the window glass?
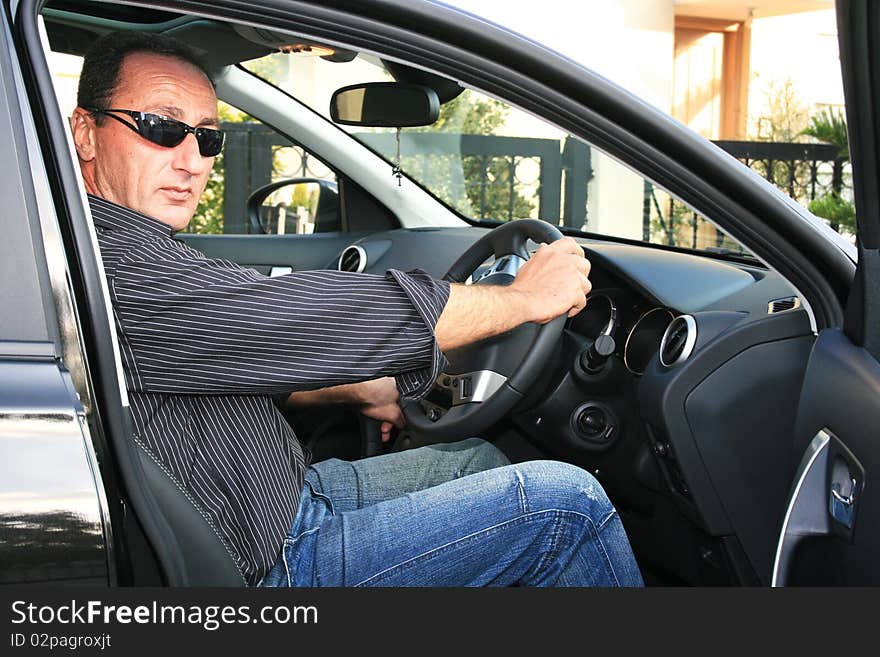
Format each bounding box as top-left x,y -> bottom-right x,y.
243,52 -> 752,256
188,104 -> 338,235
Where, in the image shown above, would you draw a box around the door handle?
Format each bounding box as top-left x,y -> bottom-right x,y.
772,429 -> 865,586
830,477 -> 857,506
827,437 -> 864,540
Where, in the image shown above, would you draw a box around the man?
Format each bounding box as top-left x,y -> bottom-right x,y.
70,31 -> 643,587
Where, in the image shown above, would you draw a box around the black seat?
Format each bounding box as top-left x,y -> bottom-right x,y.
136,442 -> 247,586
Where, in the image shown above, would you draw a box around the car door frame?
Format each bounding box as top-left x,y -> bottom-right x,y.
11,0 -> 195,585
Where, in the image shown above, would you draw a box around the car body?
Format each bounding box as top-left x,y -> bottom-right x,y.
0,0 -> 877,586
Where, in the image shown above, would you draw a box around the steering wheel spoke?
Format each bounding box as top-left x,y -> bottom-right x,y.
434,369 -> 508,405
471,254 -> 527,285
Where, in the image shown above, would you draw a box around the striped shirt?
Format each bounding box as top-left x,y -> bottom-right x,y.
90,195 -> 450,584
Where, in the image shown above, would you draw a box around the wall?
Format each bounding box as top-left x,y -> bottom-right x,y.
444,0 -> 676,238
747,8 -> 844,139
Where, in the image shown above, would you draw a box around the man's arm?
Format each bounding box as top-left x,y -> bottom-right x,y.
434,237 -> 591,351
286,238 -> 590,436
286,376 -> 403,442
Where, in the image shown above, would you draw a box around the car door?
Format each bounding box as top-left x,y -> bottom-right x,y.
772,0 -> 880,585
0,2 -> 111,584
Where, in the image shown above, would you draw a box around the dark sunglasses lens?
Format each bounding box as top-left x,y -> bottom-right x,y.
137,114 -> 188,148
133,113 -> 223,156
195,128 -> 224,157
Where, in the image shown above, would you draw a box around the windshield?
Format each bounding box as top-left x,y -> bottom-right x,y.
237,4 -> 853,261
43,3 -> 853,257
243,52 -> 757,257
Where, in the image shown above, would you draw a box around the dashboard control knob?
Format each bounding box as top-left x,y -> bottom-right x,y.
580,334 -> 616,374
577,408 -> 607,437
570,401 -> 618,450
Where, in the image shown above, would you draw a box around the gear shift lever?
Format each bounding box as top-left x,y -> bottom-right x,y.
580,334 -> 616,374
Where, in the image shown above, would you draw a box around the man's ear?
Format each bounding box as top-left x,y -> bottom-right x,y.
70,107 -> 96,162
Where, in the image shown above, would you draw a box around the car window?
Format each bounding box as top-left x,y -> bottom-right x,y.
187,105 -> 339,235
442,1 -> 855,248
243,52 -> 752,256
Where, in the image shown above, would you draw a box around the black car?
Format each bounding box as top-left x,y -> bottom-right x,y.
1,0 -> 877,587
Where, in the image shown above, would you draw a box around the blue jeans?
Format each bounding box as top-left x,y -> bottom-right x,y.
260,438 -> 643,587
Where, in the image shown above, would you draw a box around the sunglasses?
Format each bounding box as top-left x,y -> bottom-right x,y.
88,108 -> 225,157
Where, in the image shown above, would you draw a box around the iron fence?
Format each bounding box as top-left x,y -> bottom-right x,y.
643,140 -> 852,252
217,123 -> 591,233
216,122 -> 852,247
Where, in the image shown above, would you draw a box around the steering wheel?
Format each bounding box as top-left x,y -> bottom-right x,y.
402,219 -> 567,442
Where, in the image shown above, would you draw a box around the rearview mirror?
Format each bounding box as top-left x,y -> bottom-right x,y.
330,82 -> 440,127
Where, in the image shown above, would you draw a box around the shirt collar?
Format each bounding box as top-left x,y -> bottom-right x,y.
87,194 -> 175,239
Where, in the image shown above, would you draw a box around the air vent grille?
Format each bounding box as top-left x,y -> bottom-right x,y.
659,315 -> 697,368
338,245 -> 366,273
768,297 -> 801,314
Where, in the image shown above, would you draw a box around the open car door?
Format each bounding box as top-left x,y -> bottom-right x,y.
773,0 -> 880,585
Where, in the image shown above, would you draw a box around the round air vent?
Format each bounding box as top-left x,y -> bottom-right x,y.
338,245 -> 367,273
659,314 -> 697,368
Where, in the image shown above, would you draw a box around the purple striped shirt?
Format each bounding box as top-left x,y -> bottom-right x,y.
91,195 -> 450,584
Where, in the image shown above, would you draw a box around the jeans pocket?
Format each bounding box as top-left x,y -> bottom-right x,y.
282,527 -> 321,586
304,479 -> 335,516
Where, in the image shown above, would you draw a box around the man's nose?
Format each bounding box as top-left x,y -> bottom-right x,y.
172,132 -> 209,172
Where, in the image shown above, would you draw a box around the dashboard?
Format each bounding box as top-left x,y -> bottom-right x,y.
331,225 -> 814,584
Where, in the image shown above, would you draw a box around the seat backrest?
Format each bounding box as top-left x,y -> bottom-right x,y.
136,442 -> 246,586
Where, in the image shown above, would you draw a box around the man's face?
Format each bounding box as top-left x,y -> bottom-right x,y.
75,52 -> 219,231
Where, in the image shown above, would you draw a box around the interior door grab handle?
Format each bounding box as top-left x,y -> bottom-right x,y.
831,477 -> 857,506
773,429 -> 865,585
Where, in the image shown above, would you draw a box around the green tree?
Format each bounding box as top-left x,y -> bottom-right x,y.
801,107 -> 855,235
808,192 -> 856,234
410,90 -> 536,221
801,107 -> 849,159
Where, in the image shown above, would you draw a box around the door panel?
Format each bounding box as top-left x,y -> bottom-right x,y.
0,5 -> 109,584
774,330 -> 880,584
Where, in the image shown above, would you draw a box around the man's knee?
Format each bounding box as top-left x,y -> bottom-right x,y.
509,460 -> 614,520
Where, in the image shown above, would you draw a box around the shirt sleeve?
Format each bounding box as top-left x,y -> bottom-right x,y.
110,238 -> 450,399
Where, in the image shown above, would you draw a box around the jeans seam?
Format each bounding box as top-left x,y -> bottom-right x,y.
593,510 -> 622,587
353,461 -> 364,510
304,479 -> 335,516
596,508 -> 617,532
354,508 -> 605,587
533,510 -> 565,577
514,470 -> 529,513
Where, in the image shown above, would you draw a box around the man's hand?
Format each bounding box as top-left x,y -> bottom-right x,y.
350,377 -> 405,442
434,237 -> 591,351
509,237 -> 592,323
286,377 -> 404,443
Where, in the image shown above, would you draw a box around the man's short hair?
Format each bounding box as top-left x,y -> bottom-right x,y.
77,31 -> 213,120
